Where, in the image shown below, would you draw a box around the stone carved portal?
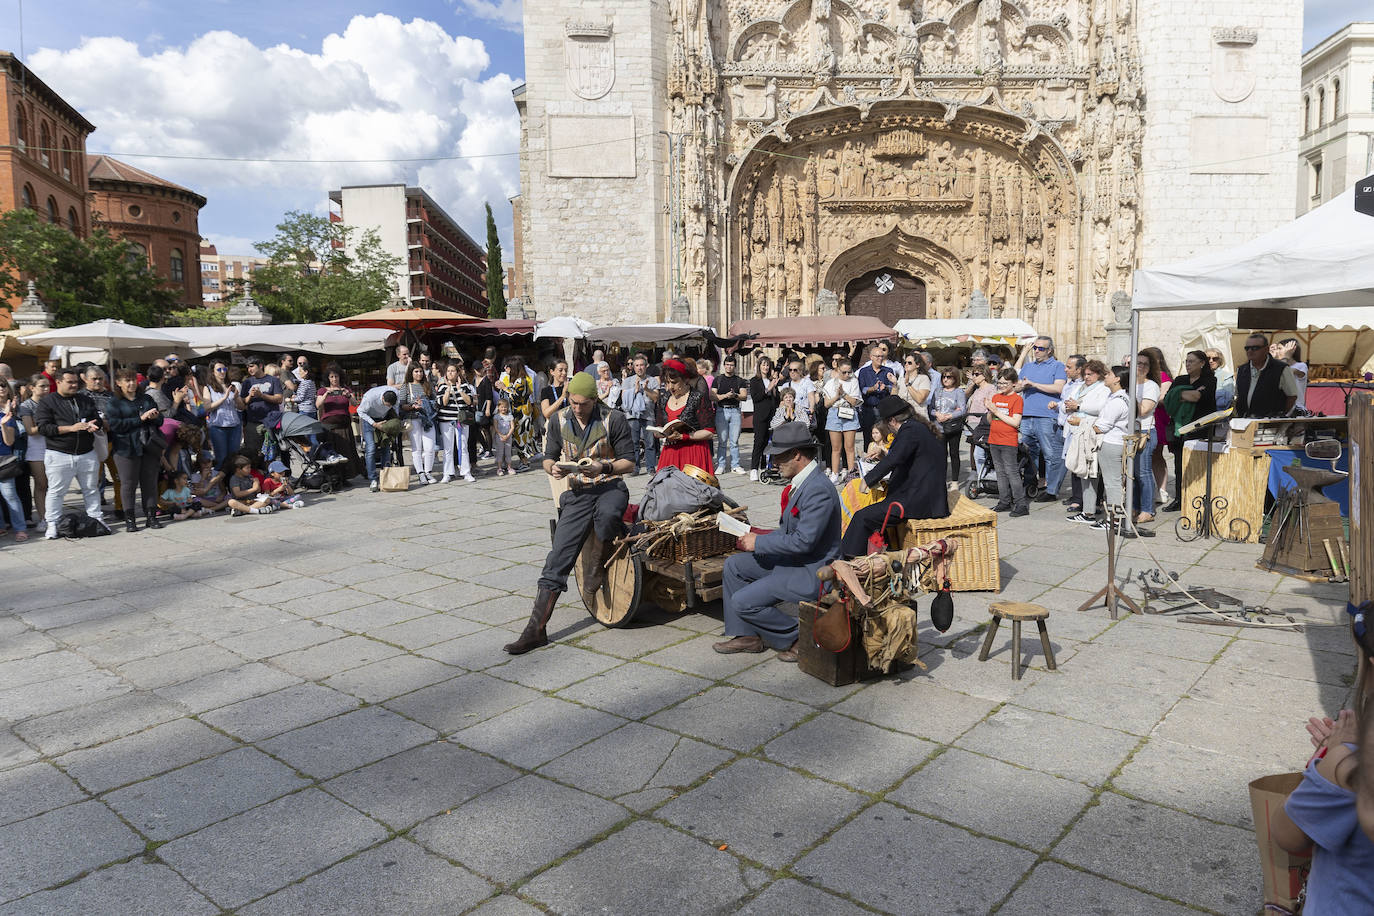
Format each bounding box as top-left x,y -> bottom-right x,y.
845,268 -> 927,326
730,100 -> 1077,326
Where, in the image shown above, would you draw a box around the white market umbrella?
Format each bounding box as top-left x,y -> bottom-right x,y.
20,319 -> 192,372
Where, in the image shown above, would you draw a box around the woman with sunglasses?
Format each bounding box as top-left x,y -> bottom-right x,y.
930,369 -> 968,481
898,353 -> 931,418
821,358 -> 861,482
654,358 -> 715,473
1206,349 -> 1235,408
204,360 -> 243,469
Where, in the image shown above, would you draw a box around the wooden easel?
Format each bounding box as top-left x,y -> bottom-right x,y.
1078,506 -> 1141,620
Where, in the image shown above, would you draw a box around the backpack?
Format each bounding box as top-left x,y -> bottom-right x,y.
55,511 -> 111,539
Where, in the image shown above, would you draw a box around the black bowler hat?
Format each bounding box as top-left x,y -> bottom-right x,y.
878,395 -> 911,421
764,421 -> 819,456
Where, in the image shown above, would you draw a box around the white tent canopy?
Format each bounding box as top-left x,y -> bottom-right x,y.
533,316 -> 592,340
1133,186 -> 1374,313
24,322 -> 391,364
20,319 -> 190,351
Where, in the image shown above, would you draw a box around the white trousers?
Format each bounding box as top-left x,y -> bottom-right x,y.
437,421 -> 470,478
409,421 -> 436,473
44,450 -> 102,526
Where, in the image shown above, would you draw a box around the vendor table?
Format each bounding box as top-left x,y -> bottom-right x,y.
1180,417 -> 1349,543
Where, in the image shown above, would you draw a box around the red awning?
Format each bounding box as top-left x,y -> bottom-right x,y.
727,316 -> 897,349
433,319 -> 537,337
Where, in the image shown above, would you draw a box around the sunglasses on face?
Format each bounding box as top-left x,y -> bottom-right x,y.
1208,356 -> 1222,362
1244,345 -> 1264,351
1032,346 -> 1048,351
789,369 -> 802,374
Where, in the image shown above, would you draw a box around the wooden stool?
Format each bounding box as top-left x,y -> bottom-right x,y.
977,601 -> 1056,680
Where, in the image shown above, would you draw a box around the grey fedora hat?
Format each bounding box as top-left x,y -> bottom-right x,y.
764,421 -> 819,456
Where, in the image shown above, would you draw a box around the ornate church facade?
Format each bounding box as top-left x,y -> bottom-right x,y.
516,1 -> 1300,353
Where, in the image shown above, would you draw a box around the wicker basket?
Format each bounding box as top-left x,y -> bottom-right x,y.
649,526 -> 740,564
900,493 -> 1000,592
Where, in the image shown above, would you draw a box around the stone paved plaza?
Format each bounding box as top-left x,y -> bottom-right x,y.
0,458 -> 1355,915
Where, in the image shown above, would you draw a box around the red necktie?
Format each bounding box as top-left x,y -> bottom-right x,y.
780,484 -> 792,516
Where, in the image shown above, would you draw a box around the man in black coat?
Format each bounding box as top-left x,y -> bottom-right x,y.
841,396 -> 950,558
1233,333 -> 1298,418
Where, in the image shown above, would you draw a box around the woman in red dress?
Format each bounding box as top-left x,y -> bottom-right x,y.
655,358 -> 716,472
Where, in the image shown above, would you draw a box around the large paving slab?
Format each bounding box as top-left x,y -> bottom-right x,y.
0,451 -> 1348,913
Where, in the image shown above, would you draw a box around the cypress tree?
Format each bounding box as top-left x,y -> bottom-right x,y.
485,203 -> 506,319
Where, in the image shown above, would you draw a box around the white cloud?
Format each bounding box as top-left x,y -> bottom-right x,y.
453,0 -> 523,31
28,14 -> 521,246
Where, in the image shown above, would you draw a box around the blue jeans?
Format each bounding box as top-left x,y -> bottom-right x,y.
0,476 -> 24,533
1133,427 -> 1158,515
360,421 -> 392,482
716,407 -> 741,471
207,424 -> 241,469
723,552 -> 816,649
1020,415 -> 1066,496
628,416 -> 655,471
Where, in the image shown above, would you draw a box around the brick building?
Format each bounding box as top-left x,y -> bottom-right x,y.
0,51 -> 96,327
329,184 -> 487,316
87,155 -> 206,309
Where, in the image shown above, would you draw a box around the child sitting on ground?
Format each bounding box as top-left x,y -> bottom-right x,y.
191,453 -> 229,513
226,456 -> 276,517
158,471 -> 202,521
1273,602 -> 1374,913
254,460 -> 303,509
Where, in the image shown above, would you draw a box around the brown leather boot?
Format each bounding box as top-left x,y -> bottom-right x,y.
581,538 -> 616,596
504,587 -> 559,655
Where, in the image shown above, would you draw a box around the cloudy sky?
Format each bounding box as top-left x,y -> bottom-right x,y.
7,1 -> 1369,257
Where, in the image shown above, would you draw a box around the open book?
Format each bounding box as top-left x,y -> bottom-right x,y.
646,418 -> 690,438
715,512 -> 752,538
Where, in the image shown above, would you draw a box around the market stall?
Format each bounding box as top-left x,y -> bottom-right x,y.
892,317 -> 1037,366
1133,184 -> 1374,589
725,315 -> 897,352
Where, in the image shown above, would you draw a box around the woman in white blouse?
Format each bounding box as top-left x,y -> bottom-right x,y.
821,358 -> 862,483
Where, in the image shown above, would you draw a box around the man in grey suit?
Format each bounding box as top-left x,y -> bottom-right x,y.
713,422 -> 843,662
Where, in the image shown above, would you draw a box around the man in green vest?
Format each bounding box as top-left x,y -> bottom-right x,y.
505,371 -> 636,655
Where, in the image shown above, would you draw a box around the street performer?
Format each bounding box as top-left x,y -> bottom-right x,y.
713,421 -> 842,662
505,371 -> 635,655
841,395 -> 949,558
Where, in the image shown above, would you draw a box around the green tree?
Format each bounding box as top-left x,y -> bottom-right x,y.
0,208 -> 179,327
249,210 -> 401,324
484,202 -> 506,319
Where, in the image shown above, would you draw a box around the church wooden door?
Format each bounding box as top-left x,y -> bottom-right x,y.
844,268 -> 927,325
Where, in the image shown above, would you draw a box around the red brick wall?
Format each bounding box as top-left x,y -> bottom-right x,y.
90,186 -> 203,308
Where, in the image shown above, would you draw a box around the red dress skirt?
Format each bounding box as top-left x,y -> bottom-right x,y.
656,403 -> 713,472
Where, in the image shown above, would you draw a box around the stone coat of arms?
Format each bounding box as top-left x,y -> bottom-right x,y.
566,23 -> 616,101
1211,27 -> 1257,104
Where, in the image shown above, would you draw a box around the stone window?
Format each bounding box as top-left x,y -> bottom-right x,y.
20,184 -> 34,209
61,138 -> 73,180
1317,88 -> 1325,127
170,248 -> 185,282
128,204 -> 142,219
1332,80 -> 1340,118
45,197 -> 59,225
129,242 -> 148,266
1303,95 -> 1310,133
67,208 -> 80,234
1311,160 -> 1323,200
39,122 -> 51,168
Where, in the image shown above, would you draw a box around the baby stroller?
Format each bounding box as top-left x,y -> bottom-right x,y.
964,419 -> 1040,501
266,412 -> 349,494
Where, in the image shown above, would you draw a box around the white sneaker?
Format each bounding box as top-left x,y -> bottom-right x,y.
463,474 -> 475,482
731,467 -> 747,475
369,480 -> 379,492
714,465 -> 726,475
439,475 -> 452,484
749,469 -> 759,481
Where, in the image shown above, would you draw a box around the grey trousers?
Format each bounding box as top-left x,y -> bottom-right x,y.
539,480 -> 630,593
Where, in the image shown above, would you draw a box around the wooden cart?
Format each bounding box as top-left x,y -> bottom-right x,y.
562,527 -> 733,628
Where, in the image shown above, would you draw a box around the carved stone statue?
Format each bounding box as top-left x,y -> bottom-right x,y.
1023,237 -> 1044,300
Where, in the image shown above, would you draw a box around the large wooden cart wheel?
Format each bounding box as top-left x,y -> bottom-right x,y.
575,534 -> 644,628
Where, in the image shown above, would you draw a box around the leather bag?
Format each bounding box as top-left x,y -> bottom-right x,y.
813,601 -> 852,653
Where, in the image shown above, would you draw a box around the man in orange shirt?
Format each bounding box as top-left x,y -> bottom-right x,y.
986,368 -> 1028,516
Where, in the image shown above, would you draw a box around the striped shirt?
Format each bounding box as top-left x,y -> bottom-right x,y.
434,382 -> 474,422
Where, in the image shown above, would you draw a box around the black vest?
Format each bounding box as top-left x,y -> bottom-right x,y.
1233,359 -> 1288,418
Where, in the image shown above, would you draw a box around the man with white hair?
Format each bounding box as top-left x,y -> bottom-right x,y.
1016,335 -> 1068,502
